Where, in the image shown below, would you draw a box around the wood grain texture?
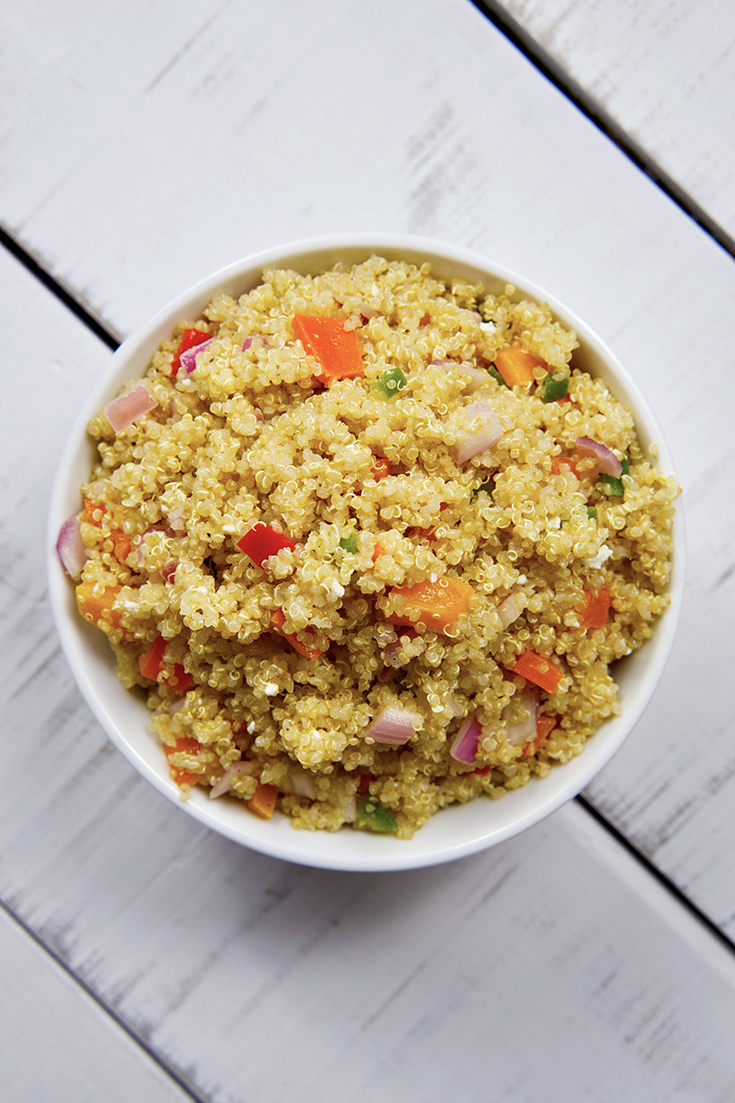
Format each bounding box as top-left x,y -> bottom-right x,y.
497,0 -> 735,241
2,0 -> 735,1096
0,908 -> 193,1103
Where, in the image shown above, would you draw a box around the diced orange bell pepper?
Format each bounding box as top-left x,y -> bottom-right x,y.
292,315 -> 364,383
550,456 -> 580,478
513,649 -> 563,693
164,737 -> 201,786
270,609 -> 324,660
523,714 -> 558,756
83,498 -> 108,525
372,541 -> 386,563
139,634 -> 168,680
76,581 -> 123,632
248,783 -> 278,819
494,346 -> 547,388
111,529 -> 131,563
577,588 -> 612,630
387,577 -> 473,632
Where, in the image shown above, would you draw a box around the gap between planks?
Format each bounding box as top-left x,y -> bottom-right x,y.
0,897 -> 209,1103
468,0 -> 735,265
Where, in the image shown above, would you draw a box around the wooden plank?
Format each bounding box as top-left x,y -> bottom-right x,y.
495,0 -> 735,242
0,907 -> 193,1103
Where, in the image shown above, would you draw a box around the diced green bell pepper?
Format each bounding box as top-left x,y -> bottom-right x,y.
356,795 -> 398,834
372,366 -> 407,400
541,374 -> 569,402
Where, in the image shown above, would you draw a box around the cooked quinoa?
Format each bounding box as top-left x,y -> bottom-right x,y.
68,256 -> 678,838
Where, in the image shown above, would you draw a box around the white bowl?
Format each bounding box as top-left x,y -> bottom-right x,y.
48,235 -> 684,871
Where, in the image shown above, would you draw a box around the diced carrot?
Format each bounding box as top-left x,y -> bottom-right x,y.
371,458 -> 392,480
248,783 -> 278,819
270,609 -> 324,660
523,714 -> 558,756
357,772 -> 372,794
171,328 -> 211,377
237,522 -> 296,567
494,346 -> 547,388
577,588 -> 612,630
372,541 -> 386,563
513,650 -> 563,693
76,581 -> 123,632
164,737 -> 200,786
550,456 -> 580,478
292,314 -> 364,382
387,577 -> 473,632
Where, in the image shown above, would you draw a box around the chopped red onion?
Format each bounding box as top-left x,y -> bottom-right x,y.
209,760 -> 257,799
242,335 -> 270,351
179,337 -> 213,375
56,515 -> 86,578
137,526 -> 168,565
364,705 -> 418,745
497,593 -> 522,629
166,507 -> 186,532
167,698 -> 187,715
454,401 -> 503,463
162,561 -> 177,583
434,359 -> 491,393
104,384 -> 157,433
503,688 -> 538,745
450,714 -> 481,764
575,436 -> 622,476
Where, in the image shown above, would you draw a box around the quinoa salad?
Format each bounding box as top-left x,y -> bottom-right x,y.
56,256 -> 679,838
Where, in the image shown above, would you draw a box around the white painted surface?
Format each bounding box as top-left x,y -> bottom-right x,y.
0,908 -> 191,1103
2,0 -> 735,1098
499,0 -> 735,239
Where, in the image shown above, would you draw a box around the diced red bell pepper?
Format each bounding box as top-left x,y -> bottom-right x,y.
171,328 -> 211,377
237,522 -> 296,567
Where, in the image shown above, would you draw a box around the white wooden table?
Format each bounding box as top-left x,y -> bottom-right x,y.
2,1 -> 735,1099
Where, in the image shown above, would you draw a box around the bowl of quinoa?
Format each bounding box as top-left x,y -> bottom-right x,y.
48,236 -> 683,871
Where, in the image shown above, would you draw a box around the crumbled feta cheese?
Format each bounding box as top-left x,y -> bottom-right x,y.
585,545 -> 612,570
263,682 -> 279,696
